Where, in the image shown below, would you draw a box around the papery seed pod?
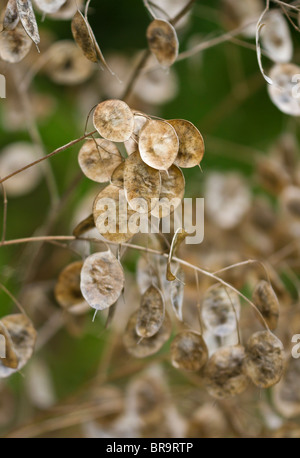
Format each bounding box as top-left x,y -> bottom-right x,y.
170,266 -> 185,321
204,345 -> 248,399
146,19 -> 179,68
80,251 -> 125,311
33,0 -> 66,14
124,151 -> 161,214
171,331 -> 208,371
136,285 -> 165,338
55,261 -> 90,315
257,157 -> 290,195
124,115 -> 147,156
168,119 -> 204,168
201,286 -> 240,337
123,310 -> 171,358
111,162 -> 124,189
3,0 -> 19,31
136,255 -> 159,294
0,314 -> 37,378
244,331 -> 285,388
72,214 -> 95,237
71,10 -> 99,63
281,186 -> 300,219
252,280 -> 279,330
139,120 -> 179,171
0,23 -> 32,63
93,99 -> 134,142
268,63 -> 300,116
222,0 -> 264,38
0,322 -> 19,369
151,165 -> 185,219
261,11 -> 292,64
167,228 -> 188,281
48,0 -> 82,19
16,0 -> 40,46
78,138 -> 122,183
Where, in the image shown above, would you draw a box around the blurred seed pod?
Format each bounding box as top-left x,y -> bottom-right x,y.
151,165 -> 185,219
93,99 -> 134,142
204,345 -> 248,399
201,286 -> 240,338
252,280 -> 279,330
146,19 -> 179,68
0,21 -> 32,62
136,285 -> 165,338
55,261 -> 90,315
170,265 -> 185,321
48,0 -> 83,19
281,186 -> 300,219
244,331 -> 285,388
3,0 -> 19,31
25,357 -> 56,409
268,63 -> 300,116
78,138 -> 122,183
136,255 -> 159,294
171,330 -> 208,371
261,11 -> 293,64
274,357 -> 300,418
221,0 -> 264,38
257,157 -> 290,195
168,119 -> 205,168
123,310 -> 171,358
80,251 -> 125,311
150,0 -> 191,29
0,321 -> 19,369
33,0 -> 66,14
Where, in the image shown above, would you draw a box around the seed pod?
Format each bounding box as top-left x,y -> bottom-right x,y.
78,138 -> 122,183
111,162 -> 124,188
261,11 -> 292,64
168,119 -> 204,168
0,314 -> 37,378
244,331 -> 285,388
80,251 -> 125,311
16,0 -> 40,46
136,255 -> 159,294
171,331 -> 208,371
257,157 -> 290,195
33,0 -> 66,14
268,63 -> 300,116
93,99 -> 134,142
71,10 -> 99,63
124,115 -> 147,156
0,23 -> 32,63
167,228 -> 188,281
3,0 -> 19,31
252,280 -> 279,330
151,165 -> 185,219
73,214 -> 95,237
170,266 -> 185,321
93,184 -> 136,243
204,345 -> 248,399
0,322 -> 19,369
48,0 -> 82,19
146,19 -> 179,68
281,186 -> 300,219
123,310 -> 171,358
124,151 -> 161,214
139,120 -> 179,171
136,285 -> 165,338
55,261 -> 90,315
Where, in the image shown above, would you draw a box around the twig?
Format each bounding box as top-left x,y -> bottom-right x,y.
0,283 -> 28,317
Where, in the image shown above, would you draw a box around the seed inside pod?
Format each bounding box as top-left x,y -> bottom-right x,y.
55,261 -> 90,315
204,345 -> 248,399
244,330 -> 285,388
168,119 -> 205,168
123,310 -> 172,358
80,251 -> 125,311
252,280 -> 279,330
139,120 -> 179,171
171,331 -> 208,371
78,138 -> 122,183
136,285 -> 165,338
93,99 -> 134,142
151,165 -> 185,219
146,19 -> 179,68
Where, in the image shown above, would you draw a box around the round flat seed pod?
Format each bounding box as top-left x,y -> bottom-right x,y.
168,119 -> 204,168
0,322 -> 19,369
55,261 -> 90,315
124,151 -> 161,214
261,10 -> 292,64
124,114 -> 147,156
123,310 -> 171,358
139,120 -> 179,171
0,314 -> 37,378
204,345 -> 248,399
268,63 -> 300,116
136,285 -> 165,338
0,23 -> 32,63
171,331 -> 208,372
78,138 -> 122,183
252,280 -> 279,330
201,286 -> 240,337
93,99 -> 134,142
281,186 -> 300,218
71,10 -> 98,63
146,19 -> 179,68
48,0 -> 82,19
80,251 -> 125,311
111,162 -> 124,188
244,331 -> 285,389
34,0 -> 66,14
93,184 -> 136,243
151,165 -> 185,218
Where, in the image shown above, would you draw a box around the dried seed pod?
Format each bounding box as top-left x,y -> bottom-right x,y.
71,10 -> 98,63
16,0 -> 40,46
136,255 -> 159,294
124,115 -> 147,156
0,22 -> 32,63
3,0 -> 19,31
33,0 -> 66,14
136,285 -> 165,338
55,261 -> 90,315
257,157 -> 290,195
168,119 -> 204,168
139,120 -> 179,171
45,40 -> 94,85
80,251 -> 125,311
201,286 -> 240,337
244,331 -> 285,388
170,266 -> 185,321
204,345 -> 248,399
48,0 -> 82,19
261,11 -> 292,64
281,186 -> 300,219
0,322 -> 19,369
124,151 -> 161,214
171,331 -> 208,371
111,162 -> 124,188
0,314 -> 37,378
123,310 -> 172,358
151,165 -> 185,219
146,19 -> 179,68
93,184 -> 136,243
78,138 -> 122,183
268,63 -> 300,116
93,99 -> 134,142
252,280 -> 279,330
73,213 -> 95,237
